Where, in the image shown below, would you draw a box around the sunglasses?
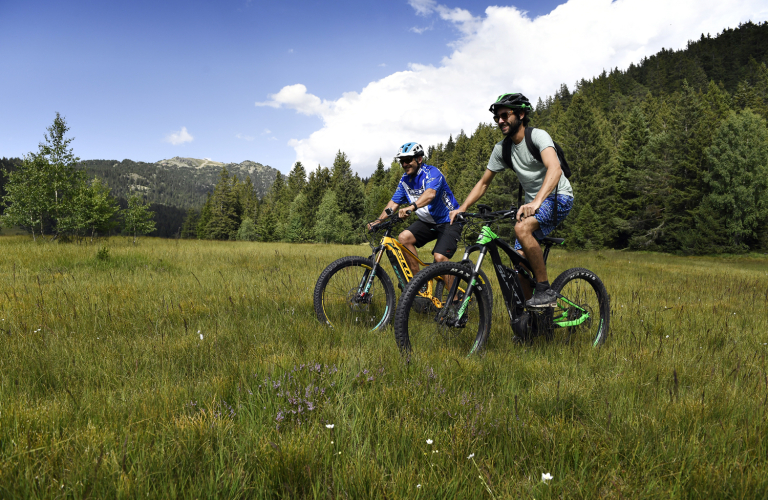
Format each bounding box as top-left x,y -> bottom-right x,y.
399,156 -> 415,164
493,110 -> 516,123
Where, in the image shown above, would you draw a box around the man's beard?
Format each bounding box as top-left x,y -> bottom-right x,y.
502,114 -> 522,136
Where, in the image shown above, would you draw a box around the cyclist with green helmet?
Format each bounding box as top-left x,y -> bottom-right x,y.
449,93 -> 574,308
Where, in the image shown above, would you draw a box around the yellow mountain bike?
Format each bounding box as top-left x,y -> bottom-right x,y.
313,208 -> 492,331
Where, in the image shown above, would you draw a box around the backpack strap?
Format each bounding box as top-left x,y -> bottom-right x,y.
502,136 -> 525,208
524,127 -> 542,163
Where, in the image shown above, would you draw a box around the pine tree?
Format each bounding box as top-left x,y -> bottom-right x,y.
606,106 -> 652,246
315,191 -> 354,244
286,161 -> 307,199
181,208 -> 199,239
299,166 -> 332,240
285,192 -> 311,242
196,193 -> 212,239
656,80 -> 709,251
695,109 -> 768,252
557,93 -> 613,247
256,203 -> 278,242
364,158 -> 392,222
330,151 -> 365,226
205,168 -> 240,240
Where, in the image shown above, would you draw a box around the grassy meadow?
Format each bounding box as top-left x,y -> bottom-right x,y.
1,235 -> 767,498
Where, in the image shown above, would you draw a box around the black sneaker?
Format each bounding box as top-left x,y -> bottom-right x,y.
526,287 -> 558,308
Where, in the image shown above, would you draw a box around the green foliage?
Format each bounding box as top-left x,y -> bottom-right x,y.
1,113 -> 86,240
695,110 -> 768,252
204,168 -> 240,240
236,217 -> 259,242
331,151 -> 365,227
315,191 -> 355,244
285,193 -> 312,243
123,194 -> 156,244
180,208 -> 200,239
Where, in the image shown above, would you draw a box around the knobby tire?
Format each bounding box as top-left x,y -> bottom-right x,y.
313,255 -> 396,331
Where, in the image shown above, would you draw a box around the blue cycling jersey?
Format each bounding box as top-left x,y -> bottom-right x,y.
391,164 -> 459,224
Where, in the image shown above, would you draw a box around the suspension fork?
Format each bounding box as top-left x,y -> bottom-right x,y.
443,246 -> 487,322
358,245 -> 387,297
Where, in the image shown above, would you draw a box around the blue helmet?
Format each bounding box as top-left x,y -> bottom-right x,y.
395,142 -> 425,159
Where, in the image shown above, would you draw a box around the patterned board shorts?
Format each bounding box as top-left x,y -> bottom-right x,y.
514,194 -> 574,250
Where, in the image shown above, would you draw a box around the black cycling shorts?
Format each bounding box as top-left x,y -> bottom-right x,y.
403,220 -> 463,259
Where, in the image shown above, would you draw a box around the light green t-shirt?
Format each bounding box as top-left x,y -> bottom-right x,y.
486,128 -> 573,203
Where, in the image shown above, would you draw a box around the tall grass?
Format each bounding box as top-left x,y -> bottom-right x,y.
1,235 -> 767,498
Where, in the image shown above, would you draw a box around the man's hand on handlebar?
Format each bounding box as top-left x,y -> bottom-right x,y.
449,209 -> 465,225
516,201 -> 541,222
398,206 -> 414,219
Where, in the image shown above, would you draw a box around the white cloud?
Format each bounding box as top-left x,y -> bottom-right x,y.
255,83 -> 331,116
409,0 -> 437,16
410,24 -> 434,34
165,126 -> 193,145
259,0 -> 768,176
236,133 -> 255,141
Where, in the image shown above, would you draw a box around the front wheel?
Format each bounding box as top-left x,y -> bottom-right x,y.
314,256 -> 396,331
550,267 -> 610,346
393,262 -> 493,356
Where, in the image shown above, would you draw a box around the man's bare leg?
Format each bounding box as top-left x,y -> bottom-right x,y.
398,230 -> 421,275
433,252 -> 455,296
516,216 -> 558,308
515,216 -> 547,301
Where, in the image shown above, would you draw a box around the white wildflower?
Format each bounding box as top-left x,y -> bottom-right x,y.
326,424 -> 334,429
541,472 -> 553,482
426,439 -> 433,445
200,333 -> 203,340
467,453 -> 474,459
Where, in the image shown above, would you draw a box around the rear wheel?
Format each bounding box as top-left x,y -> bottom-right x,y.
393,262 -> 493,356
313,256 -> 396,331
550,267 -> 610,346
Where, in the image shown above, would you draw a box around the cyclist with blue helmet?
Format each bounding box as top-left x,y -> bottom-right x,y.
449,93 -> 574,309
369,142 -> 462,274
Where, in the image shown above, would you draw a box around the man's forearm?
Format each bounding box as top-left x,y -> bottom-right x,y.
459,181 -> 488,211
413,189 -> 436,209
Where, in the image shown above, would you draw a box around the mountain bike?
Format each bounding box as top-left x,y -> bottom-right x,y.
393,204 -> 610,355
313,208 -> 492,331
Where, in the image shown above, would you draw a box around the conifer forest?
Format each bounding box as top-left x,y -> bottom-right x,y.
2,21 -> 768,253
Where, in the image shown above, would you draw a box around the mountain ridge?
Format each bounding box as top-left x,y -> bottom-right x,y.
78,157 -> 279,209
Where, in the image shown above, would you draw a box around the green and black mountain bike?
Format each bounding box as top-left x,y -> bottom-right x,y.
313,208 -> 492,331
393,204 -> 610,355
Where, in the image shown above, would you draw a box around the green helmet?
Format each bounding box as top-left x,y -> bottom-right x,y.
489,93 -> 533,114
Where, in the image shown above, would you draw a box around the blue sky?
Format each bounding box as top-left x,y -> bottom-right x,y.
1,0 -> 766,176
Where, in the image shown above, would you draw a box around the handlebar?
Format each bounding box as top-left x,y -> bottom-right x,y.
456,206 -> 518,224
367,207 -> 413,233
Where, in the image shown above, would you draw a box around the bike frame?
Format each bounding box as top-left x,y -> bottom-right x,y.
357,215 -> 435,304
455,218 -> 591,330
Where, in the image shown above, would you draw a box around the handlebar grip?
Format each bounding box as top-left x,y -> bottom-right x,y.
405,210 -> 413,216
